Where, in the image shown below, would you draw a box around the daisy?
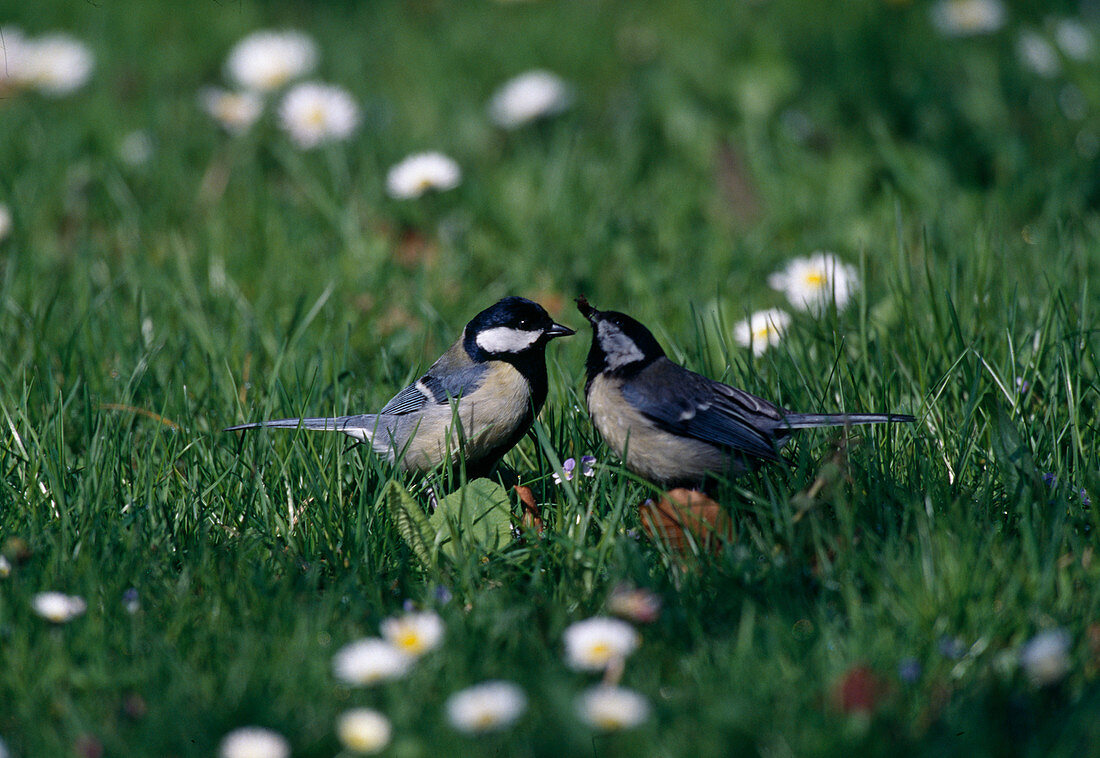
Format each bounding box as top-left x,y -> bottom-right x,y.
576,686 -> 651,731
552,455 -> 596,485
32,592 -> 86,623
767,251 -> 858,313
930,0 -> 1006,37
380,610 -> 444,658
563,616 -> 640,671
0,555 -> 11,577
17,33 -> 95,96
218,727 -> 290,758
332,638 -> 413,686
118,130 -> 154,166
1017,31 -> 1061,77
445,681 -> 527,734
0,27 -> 29,91
0,204 -> 11,242
226,30 -> 317,92
200,87 -> 264,134
278,82 -> 360,149
1054,19 -> 1093,61
488,70 -> 572,129
732,308 -> 791,357
385,152 -> 462,199
1020,629 -> 1072,687
336,708 -> 392,754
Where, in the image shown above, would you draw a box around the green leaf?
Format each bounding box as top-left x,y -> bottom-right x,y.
384,480 -> 435,568
428,478 -> 514,562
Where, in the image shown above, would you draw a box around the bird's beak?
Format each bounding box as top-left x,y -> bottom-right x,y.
545,322 -> 575,339
575,296 -> 599,323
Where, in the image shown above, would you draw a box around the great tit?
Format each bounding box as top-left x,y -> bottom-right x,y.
227,297 -> 575,478
576,297 -> 914,488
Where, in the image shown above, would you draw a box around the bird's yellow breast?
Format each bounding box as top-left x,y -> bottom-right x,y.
401,361 -> 531,472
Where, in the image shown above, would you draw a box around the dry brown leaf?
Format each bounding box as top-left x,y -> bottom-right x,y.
639,488 -> 732,555
514,485 -> 543,535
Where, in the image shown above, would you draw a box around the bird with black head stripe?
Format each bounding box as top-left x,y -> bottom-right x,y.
576,297 -> 914,489
227,297 -> 574,479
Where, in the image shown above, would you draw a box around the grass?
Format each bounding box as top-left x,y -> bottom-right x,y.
2,0 -> 1099,755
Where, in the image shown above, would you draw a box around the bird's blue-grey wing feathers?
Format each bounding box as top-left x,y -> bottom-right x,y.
621,359 -> 784,461
378,345 -> 488,415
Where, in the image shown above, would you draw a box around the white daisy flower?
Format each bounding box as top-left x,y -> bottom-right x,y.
0,555 -> 11,577
563,616 -> 640,671
336,708 -> 392,754
1017,30 -> 1061,77
219,726 -> 290,758
488,70 -> 572,129
278,81 -> 360,149
332,638 -> 413,686
1019,629 -> 1072,687
732,308 -> 791,357
18,33 -> 94,96
380,609 -> 444,658
0,204 -> 11,242
32,591 -> 87,623
0,27 -> 29,90
200,87 -> 264,134
930,0 -> 1006,37
445,681 -> 527,734
226,30 -> 318,93
385,152 -> 462,200
576,686 -> 651,731
1054,19 -> 1093,61
767,252 -> 859,313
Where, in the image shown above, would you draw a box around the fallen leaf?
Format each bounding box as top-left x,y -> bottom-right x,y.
514,485 -> 543,534
831,665 -> 887,715
639,489 -> 732,555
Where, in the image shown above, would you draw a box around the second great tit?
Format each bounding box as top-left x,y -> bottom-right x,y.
576,297 -> 914,488
227,297 -> 575,478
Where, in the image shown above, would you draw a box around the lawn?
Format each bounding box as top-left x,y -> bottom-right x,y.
2,0 -> 1099,755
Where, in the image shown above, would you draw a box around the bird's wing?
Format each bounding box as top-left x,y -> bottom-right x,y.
620,358 -> 785,462
379,342 -> 488,416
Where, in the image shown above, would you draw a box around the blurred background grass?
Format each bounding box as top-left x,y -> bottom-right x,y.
2,0 -> 1099,755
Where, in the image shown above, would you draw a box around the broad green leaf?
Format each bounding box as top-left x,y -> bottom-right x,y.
428,478 -> 514,562
384,480 -> 434,568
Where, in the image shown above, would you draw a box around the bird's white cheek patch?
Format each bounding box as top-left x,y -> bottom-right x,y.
476,326 -> 541,354
597,323 -> 645,369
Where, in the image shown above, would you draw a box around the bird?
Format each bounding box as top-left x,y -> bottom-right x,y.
576,297 -> 914,489
227,297 -> 575,478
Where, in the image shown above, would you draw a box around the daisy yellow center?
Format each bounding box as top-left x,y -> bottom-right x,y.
394,629 -> 423,652
595,714 -> 625,729
306,105 -> 327,128
803,272 -> 826,286
416,177 -> 434,192
753,326 -> 775,340
473,711 -> 499,729
588,642 -> 612,660
261,70 -> 290,89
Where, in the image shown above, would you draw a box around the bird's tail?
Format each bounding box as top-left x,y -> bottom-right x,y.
781,412 -> 915,430
225,415 -> 378,442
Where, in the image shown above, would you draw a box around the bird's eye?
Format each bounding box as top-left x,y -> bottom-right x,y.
518,319 -> 531,329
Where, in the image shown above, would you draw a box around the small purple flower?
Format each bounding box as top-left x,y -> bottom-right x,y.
1043,473 -> 1058,487
553,455 -> 597,485
937,635 -> 966,659
122,588 -> 140,614
433,585 -> 453,604
898,657 -> 921,684
1015,377 -> 1031,395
